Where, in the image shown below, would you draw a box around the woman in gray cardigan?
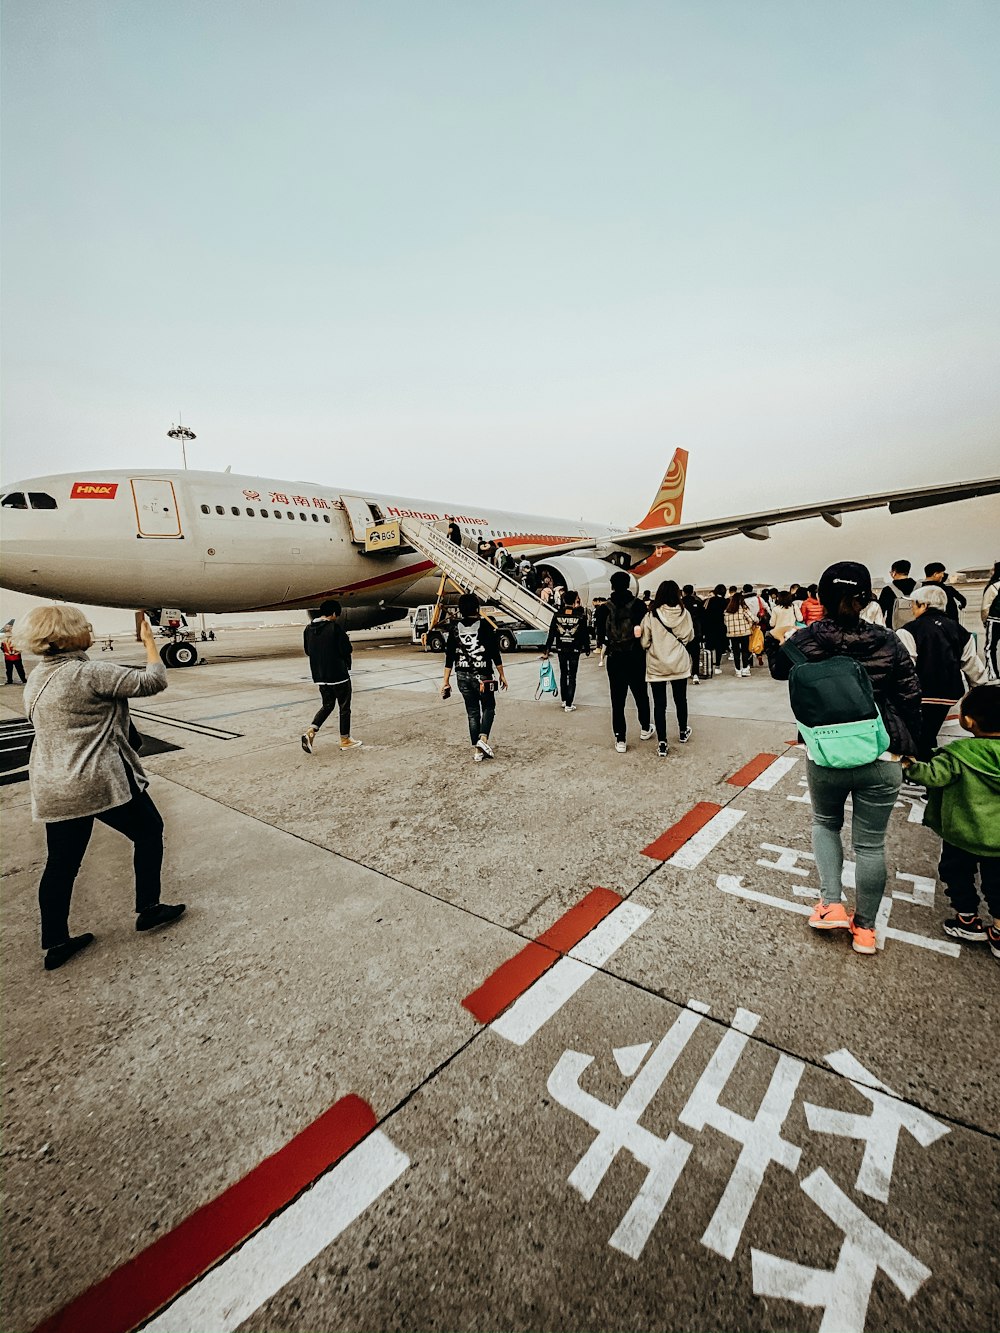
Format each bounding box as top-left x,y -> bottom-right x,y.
20,605 -> 185,970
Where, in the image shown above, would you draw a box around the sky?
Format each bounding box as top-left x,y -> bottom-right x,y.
2,0 -> 998,616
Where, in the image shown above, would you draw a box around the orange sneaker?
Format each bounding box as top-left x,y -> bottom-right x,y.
808,901 -> 851,930
850,919 -> 877,955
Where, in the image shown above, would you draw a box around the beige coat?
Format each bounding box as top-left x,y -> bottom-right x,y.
640,606 -> 693,681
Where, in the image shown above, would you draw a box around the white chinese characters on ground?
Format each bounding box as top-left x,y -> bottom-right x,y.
547,1001 -> 946,1333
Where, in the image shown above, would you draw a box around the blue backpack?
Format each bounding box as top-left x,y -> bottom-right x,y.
783,642 -> 890,767
535,658 -> 558,699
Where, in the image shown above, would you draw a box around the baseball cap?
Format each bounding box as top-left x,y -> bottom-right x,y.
818,561 -> 872,607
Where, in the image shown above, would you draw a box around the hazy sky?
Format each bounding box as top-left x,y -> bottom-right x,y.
2,0 -> 998,586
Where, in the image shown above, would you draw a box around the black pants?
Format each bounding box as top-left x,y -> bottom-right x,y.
5,658 -> 26,684
650,679 -> 688,741
606,652 -> 650,741
312,681 -> 352,736
985,620 -> 999,680
730,636 -> 751,670
939,841 -> 1000,919
687,640 -> 701,678
558,650 -> 581,706
39,789 -> 164,949
457,671 -> 495,744
919,702 -> 951,760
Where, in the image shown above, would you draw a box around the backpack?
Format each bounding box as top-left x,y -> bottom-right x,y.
886,583 -> 915,630
782,642 -> 890,768
604,599 -> 636,653
535,658 -> 558,699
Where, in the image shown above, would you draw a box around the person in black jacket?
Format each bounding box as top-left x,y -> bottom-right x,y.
896,584 -> 986,758
768,562 -> 922,956
301,600 -> 361,754
877,559 -> 918,629
923,562 -> 967,622
598,570 -> 652,753
441,593 -> 508,761
702,584 -> 729,669
682,585 -> 705,683
543,588 -> 590,711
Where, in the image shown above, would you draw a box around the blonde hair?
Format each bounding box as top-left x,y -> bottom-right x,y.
16,604 -> 92,656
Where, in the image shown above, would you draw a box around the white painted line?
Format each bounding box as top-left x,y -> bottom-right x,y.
666,808 -> 746,869
492,902 -> 652,1046
717,877 -> 812,918
747,755 -> 799,791
145,1130 -> 409,1333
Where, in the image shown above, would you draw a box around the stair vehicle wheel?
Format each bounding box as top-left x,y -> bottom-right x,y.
427,629 -> 446,653
497,629 -> 517,653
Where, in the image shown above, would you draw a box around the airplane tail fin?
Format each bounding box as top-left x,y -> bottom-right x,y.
635,448 -> 688,531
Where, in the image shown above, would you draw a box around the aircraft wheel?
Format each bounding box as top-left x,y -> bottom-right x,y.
497,630 -> 517,653
171,641 -> 199,668
160,643 -> 177,667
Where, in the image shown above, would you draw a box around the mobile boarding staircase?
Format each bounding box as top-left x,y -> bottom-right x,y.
395,517 -> 554,633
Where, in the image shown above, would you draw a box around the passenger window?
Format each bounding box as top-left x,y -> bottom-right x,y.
200,504 -> 210,514
28,492 -> 58,509
299,511 -> 307,521
323,514 -> 331,523
260,509 -> 269,518
286,511 -> 294,521
311,512 -> 319,522
246,507 -> 255,516
2,492 -> 27,508
215,505 -> 225,515
231,506 -> 240,516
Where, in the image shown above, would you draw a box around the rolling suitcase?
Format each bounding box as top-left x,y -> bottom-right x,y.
698,644 -> 715,680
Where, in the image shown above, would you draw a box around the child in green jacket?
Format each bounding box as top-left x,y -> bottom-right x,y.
904,684 -> 1000,958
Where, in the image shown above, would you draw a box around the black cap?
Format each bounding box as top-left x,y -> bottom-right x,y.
924,561 -> 946,577
818,561 -> 872,608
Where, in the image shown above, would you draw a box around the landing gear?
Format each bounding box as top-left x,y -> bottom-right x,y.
160,640 -> 199,668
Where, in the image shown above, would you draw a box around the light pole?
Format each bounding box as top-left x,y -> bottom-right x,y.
167,421 -> 196,469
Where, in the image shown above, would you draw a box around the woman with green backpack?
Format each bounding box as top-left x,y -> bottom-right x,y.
768,562 -> 922,955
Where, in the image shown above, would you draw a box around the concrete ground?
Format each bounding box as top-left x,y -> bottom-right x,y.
1,626 -> 997,1333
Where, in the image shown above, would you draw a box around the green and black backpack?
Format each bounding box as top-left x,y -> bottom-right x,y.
783,642 -> 890,768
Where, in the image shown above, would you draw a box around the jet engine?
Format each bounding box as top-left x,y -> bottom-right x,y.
330,605 -> 409,632
533,556 -> 636,606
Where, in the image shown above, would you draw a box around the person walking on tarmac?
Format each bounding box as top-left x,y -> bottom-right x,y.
598,570 -> 652,753
2,622 -> 27,684
441,593 -> 508,761
543,588 -> 590,711
641,580 -> 694,756
896,584 -> 986,758
702,584 -> 729,669
923,562 -> 967,622
301,600 -> 361,754
877,560 -> 918,629
681,585 -> 705,683
981,560 -> 1000,680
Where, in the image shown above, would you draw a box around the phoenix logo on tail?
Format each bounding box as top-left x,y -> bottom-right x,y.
636,447 -> 688,531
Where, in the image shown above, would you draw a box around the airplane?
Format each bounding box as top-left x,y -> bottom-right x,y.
2,449 -> 998,665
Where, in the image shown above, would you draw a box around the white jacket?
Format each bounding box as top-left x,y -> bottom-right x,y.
641,605 -> 693,681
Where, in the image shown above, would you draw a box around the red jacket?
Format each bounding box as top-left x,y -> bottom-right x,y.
801,596 -> 824,624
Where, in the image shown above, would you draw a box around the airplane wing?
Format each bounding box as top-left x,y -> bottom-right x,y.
609,474 -> 1000,552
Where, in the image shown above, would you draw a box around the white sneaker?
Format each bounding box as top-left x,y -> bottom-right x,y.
473,748 -> 484,763
565,703 -> 577,711
691,675 -> 700,685
640,727 -> 655,740
615,740 -> 627,753
476,737 -> 494,758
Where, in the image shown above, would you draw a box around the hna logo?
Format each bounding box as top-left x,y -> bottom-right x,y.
70,482 -> 118,499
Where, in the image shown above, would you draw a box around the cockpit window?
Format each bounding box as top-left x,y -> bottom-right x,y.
1,492 -> 27,509
28,492 -> 58,510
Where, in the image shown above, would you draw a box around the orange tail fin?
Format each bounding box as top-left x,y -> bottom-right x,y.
635,448 -> 688,531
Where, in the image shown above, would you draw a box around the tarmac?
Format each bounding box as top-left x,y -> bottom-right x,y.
1,625 -> 997,1333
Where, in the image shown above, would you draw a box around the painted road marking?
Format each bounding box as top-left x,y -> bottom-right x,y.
145,1130 -> 409,1333
716,876 -> 961,957
491,902 -> 653,1046
727,753 -> 779,787
32,1095 -> 378,1333
747,754 -> 799,791
462,887 -> 622,1024
665,808 -> 746,869
641,801 -> 722,860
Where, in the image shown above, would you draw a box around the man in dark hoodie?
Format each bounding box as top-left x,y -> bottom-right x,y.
905,683 -> 1000,957
922,561 -> 967,623
896,584 -> 986,758
877,560 -> 918,630
301,600 -> 361,754
596,570 -> 652,752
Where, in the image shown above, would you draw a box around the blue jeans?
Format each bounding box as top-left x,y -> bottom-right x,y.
806,758 -> 902,929
456,671 -> 496,745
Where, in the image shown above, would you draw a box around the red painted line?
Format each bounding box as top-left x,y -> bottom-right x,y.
33,1094 -> 377,1333
728,753 -> 779,787
462,886 -> 623,1025
641,801 -> 723,861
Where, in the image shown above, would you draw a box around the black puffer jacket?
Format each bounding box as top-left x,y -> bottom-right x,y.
768,618 -> 922,756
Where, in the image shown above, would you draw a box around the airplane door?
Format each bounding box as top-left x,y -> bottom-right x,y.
339,494 -> 381,544
131,479 -> 182,538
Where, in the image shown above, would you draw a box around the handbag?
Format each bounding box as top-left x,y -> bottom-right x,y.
748,625 -> 765,657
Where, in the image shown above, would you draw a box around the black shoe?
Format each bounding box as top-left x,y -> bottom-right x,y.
44,933 -> 95,971
941,913 -> 987,942
136,903 -> 186,932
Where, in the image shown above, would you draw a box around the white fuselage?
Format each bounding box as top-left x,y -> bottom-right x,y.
1,469 -> 621,613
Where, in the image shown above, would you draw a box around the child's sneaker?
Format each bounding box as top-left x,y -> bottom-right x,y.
679,727 -> 692,743
942,913 -> 988,942
657,741 -> 668,758
849,918 -> 877,955
301,728 -> 316,754
987,925 -> 1000,960
808,901 -> 851,930
339,737 -> 362,750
